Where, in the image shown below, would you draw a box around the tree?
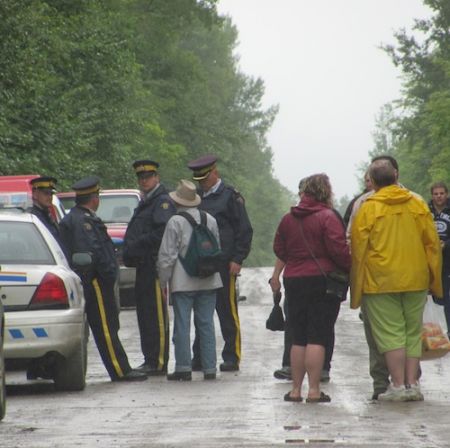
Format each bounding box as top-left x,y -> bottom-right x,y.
380,0 -> 450,196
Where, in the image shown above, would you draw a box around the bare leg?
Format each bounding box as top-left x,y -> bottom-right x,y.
384,348 -> 406,387
405,357 -> 420,385
305,344 -> 325,399
289,344 -> 306,399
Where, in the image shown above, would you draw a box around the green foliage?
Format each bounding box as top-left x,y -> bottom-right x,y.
0,0 -> 292,266
376,0 -> 450,197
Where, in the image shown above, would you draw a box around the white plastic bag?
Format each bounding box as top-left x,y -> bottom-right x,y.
421,295 -> 450,361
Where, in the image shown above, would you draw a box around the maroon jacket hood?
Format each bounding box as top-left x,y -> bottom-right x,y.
290,194 -> 330,218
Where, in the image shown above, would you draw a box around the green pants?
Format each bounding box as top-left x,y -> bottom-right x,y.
361,299 -> 390,394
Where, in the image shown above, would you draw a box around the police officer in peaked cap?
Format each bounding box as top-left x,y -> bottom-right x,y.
29,176 -> 66,250
123,160 -> 176,375
188,154 -> 253,372
59,176 -> 147,382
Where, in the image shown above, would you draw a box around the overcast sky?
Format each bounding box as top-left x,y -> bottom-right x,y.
217,0 -> 432,199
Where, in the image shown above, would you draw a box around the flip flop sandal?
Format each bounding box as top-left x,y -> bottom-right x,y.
284,392 -> 303,402
306,392 -> 331,403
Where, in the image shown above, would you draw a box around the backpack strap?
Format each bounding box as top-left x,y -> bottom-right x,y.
177,211 -> 199,228
199,210 -> 207,226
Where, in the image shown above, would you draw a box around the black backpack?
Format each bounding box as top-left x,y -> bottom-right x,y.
177,211 -> 223,278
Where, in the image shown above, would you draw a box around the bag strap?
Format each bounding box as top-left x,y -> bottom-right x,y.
297,218 -> 327,279
177,211 -> 198,228
178,210 -> 207,228
199,210 -> 207,226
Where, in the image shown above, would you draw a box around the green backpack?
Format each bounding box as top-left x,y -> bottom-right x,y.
177,211 -> 223,278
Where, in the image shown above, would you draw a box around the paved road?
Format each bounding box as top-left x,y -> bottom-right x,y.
2,267 -> 450,447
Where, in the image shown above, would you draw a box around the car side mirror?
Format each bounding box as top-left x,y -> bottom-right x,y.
72,252 -> 93,268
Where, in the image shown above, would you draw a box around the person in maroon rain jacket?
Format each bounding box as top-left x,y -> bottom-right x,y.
273,173 -> 351,403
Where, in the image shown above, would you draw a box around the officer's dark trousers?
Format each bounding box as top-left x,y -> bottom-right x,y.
83,275 -> 131,380
193,265 -> 241,365
135,265 -> 169,371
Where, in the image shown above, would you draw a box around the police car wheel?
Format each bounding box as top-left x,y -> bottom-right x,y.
54,331 -> 87,392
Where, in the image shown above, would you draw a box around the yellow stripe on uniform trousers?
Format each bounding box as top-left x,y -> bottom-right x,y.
229,275 -> 241,361
92,278 -> 124,378
155,279 -> 166,370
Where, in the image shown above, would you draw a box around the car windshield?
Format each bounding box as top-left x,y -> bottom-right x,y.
0,221 -> 55,265
58,196 -> 75,212
97,195 -> 139,223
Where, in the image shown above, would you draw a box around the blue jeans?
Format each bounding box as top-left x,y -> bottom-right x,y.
172,290 -> 217,374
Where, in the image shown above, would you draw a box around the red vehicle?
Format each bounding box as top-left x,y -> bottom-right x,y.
57,189 -> 141,307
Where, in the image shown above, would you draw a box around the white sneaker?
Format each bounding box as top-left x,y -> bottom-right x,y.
378,385 -> 408,402
405,384 -> 424,402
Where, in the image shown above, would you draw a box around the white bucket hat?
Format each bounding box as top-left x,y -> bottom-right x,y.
169,179 -> 201,207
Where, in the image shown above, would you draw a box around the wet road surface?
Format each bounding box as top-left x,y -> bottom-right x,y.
2,267 -> 450,447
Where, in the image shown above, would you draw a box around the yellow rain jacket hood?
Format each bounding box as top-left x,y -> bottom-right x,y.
350,184 -> 442,309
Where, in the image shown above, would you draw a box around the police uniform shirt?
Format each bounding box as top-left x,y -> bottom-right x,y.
60,206 -> 118,281
30,204 -> 60,240
123,184 -> 176,265
198,181 -> 253,265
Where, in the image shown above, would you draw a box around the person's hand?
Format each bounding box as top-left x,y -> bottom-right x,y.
229,261 -> 241,276
161,286 -> 168,304
269,276 -> 281,293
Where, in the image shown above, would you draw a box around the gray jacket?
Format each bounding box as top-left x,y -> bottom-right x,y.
157,207 -> 223,293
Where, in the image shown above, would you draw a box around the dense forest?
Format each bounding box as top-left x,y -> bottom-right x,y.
0,0 -> 295,266
370,0 -> 450,199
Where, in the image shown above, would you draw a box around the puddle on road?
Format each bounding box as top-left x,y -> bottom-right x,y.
284,424 -> 344,445
285,439 -> 338,444
284,423 -> 332,430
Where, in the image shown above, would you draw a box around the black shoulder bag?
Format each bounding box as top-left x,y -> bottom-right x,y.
298,218 -> 349,301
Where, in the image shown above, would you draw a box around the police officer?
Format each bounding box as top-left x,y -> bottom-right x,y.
188,155 -> 253,371
123,160 -> 176,375
29,176 -> 64,247
59,176 -> 147,382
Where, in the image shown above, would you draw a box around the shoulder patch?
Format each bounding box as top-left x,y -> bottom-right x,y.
83,222 -> 93,231
161,202 -> 170,209
233,188 -> 245,204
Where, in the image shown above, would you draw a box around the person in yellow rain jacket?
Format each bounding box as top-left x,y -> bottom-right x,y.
350,159 -> 442,402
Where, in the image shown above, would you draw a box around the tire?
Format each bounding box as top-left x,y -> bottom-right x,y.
0,347 -> 5,421
54,324 -> 88,392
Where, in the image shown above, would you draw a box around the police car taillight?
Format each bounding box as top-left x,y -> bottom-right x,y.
30,273 -> 69,309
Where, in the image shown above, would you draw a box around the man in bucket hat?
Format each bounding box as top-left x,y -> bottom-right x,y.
158,180 -> 222,381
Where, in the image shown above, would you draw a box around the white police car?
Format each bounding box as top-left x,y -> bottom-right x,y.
0,211 -> 88,391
